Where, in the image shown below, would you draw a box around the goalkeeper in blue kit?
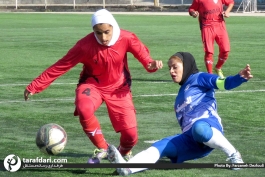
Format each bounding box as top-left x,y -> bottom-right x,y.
107,52 -> 253,176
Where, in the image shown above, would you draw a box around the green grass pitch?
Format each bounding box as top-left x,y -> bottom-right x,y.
0,12 -> 264,177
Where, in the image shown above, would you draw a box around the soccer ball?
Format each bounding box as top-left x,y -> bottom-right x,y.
36,123 -> 67,155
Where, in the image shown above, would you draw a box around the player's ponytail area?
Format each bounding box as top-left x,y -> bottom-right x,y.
0,12 -> 264,176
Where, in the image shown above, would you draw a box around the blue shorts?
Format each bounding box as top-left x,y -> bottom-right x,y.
152,118 -> 223,163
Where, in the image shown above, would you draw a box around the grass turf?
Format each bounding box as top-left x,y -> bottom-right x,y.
0,13 -> 264,177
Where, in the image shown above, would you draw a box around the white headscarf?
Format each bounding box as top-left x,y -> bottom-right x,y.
91,9 -> 120,46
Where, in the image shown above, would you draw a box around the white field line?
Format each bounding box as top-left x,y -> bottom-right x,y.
0,80 -> 265,87
0,83 -> 77,87
1,81 -> 264,103
133,89 -> 265,97
1,89 -> 265,104
144,140 -> 159,143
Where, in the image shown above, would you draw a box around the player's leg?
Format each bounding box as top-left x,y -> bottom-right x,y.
75,84 -> 108,163
123,133 -> 200,175
104,86 -> 138,160
215,21 -> 230,78
107,136 -> 176,175
205,52 -> 214,73
118,127 -> 138,161
192,119 -> 237,156
201,27 -> 215,74
192,119 -> 244,170
108,132 -> 212,175
107,144 -> 160,175
203,127 -> 244,170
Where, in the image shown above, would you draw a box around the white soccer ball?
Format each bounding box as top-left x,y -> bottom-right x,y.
36,123 -> 67,155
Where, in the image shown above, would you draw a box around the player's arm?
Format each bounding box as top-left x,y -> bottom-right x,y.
219,64 -> 253,90
189,0 -> 199,18
24,44 -> 83,101
223,0 -> 234,18
198,64 -> 253,90
128,33 -> 163,72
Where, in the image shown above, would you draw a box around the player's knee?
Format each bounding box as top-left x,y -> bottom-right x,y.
192,121 -> 213,143
219,51 -> 229,59
76,100 -> 95,119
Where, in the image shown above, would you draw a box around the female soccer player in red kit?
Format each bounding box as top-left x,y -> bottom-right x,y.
24,9 -> 163,163
189,0 -> 234,78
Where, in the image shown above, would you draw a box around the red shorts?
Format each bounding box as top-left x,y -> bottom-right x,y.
201,21 -> 230,54
74,83 -> 137,132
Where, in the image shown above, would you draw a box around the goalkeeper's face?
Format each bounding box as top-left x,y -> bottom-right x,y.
168,57 -> 183,83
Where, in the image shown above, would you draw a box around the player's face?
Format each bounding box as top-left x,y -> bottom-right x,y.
168,58 -> 183,83
93,23 -> 113,46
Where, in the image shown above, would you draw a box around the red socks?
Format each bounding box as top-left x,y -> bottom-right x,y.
79,115 -> 108,150
204,52 -> 213,73
216,52 -> 229,69
205,52 -> 229,72
118,127 -> 138,155
79,113 -> 138,154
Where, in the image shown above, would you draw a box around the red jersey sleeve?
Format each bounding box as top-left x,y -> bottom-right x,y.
26,43 -> 84,94
127,33 -> 157,73
189,0 -> 199,15
222,0 -> 234,6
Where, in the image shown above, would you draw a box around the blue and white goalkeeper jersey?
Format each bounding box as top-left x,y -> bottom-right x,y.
175,72 -> 247,133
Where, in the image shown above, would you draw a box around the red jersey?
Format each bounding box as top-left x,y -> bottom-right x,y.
27,29 -> 156,94
189,0 -> 234,25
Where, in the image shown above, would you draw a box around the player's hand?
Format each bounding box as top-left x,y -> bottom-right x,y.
24,89 -> 32,101
148,60 -> 163,70
191,11 -> 199,18
239,64 -> 253,80
223,11 -> 230,18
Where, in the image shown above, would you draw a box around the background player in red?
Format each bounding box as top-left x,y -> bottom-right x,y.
189,0 -> 234,78
24,9 -> 163,164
